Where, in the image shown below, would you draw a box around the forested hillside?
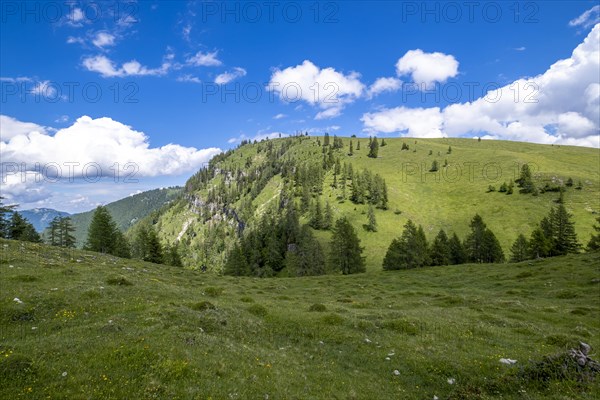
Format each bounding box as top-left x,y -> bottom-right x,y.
148,136 -> 599,273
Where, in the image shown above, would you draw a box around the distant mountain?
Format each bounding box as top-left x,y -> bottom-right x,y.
68,187 -> 183,247
19,208 -> 71,232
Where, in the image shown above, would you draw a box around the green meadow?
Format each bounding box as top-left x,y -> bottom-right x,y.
1,239 -> 598,399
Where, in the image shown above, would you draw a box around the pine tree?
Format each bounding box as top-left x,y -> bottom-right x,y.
448,233 -> 467,265
330,217 -> 366,274
381,181 -> 389,210
430,229 -> 450,266
517,164 -> 535,194
48,217 -> 61,246
0,197 -> 16,239
144,228 -> 163,264
323,132 -> 330,146
323,201 -> 333,230
286,226 -> 326,276
382,220 -> 428,270
430,160 -> 439,172
368,136 -> 379,158
481,229 -> 505,263
465,214 -> 487,263
367,205 -> 377,232
84,206 -> 129,257
510,234 -> 529,262
356,140 -> 361,150
224,243 -> 249,276
447,146 -> 452,154
529,228 -> 551,259
381,138 -> 386,147
550,204 -> 580,255
59,217 -> 76,248
8,212 -> 41,243
349,140 -> 354,155
309,198 -> 323,229
586,216 -> 600,251
164,243 -> 183,267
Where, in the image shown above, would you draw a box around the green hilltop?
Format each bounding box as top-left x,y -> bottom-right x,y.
152,136 -> 599,272
1,239 -> 598,398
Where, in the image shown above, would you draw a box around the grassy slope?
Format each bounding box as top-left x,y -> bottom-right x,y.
1,239 -> 599,399
69,187 -> 182,247
158,138 -> 600,271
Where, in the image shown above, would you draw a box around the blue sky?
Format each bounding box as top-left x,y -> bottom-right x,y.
1,1 -> 599,212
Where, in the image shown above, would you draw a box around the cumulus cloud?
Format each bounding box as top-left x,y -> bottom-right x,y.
1,172 -> 50,204
82,55 -> 171,77
362,106 -> 444,137
177,74 -> 202,84
367,77 -> 402,98
92,32 -> 116,48
267,60 -> 365,119
186,51 -> 222,67
215,67 -> 247,84
362,24 -> 600,148
1,115 -> 222,178
569,5 -> 599,29
396,49 -> 459,87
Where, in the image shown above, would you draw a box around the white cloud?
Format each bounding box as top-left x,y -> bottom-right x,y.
396,49 -> 459,87
177,74 -> 202,84
1,172 -> 50,204
187,51 -> 222,67
362,25 -> 600,147
273,113 -> 287,119
267,60 -> 365,119
1,115 -> 222,177
514,46 -> 526,51
215,67 -> 247,84
66,36 -> 85,45
569,5 -> 599,29
0,115 -> 48,140
82,55 -> 171,78
367,77 -> 402,98
362,106 -> 445,138
92,32 -> 116,48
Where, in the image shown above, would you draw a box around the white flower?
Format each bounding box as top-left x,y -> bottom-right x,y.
447,378 -> 456,385
62,371 -> 68,377
499,358 -> 517,365
393,370 -> 400,376
13,297 -> 23,304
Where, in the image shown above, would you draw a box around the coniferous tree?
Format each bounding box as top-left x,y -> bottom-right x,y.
323,201 -> 333,230
430,160 -> 439,172
84,206 -> 118,254
286,226 -> 326,276
59,217 -> 76,248
356,140 -> 360,150
164,243 -> 183,267
382,220 -> 428,270
516,164 -> 535,194
309,198 -> 323,229
224,243 -> 249,276
367,205 -> 377,232
381,138 -> 386,147
586,216 -> 600,251
430,229 -> 450,266
481,228 -> 505,263
368,136 -> 379,158
464,214 -> 487,263
349,140 -> 354,155
0,197 -> 16,239
48,217 -> 61,246
330,217 -> 365,274
510,234 -> 529,262
448,233 -> 467,265
8,212 -> 41,243
550,204 -> 580,255
529,228 -> 551,258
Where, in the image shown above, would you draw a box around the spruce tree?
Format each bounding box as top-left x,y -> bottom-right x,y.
448,233 -> 467,265
309,198 -> 323,229
528,228 -> 551,258
286,226 -> 326,276
382,220 -> 428,270
8,212 -> 41,243
430,229 -> 450,266
323,201 -> 333,230
59,217 -> 76,248
0,197 -> 16,239
224,244 -> 249,276
550,204 -> 580,255
84,206 -> 118,254
368,136 -> 379,158
330,217 -> 366,274
48,217 -> 61,246
517,164 -> 535,194
367,205 -> 377,232
586,216 -> 600,251
465,214 -> 487,263
430,160 -> 439,172
510,234 -> 529,262
481,229 -> 505,263
349,140 -> 354,155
